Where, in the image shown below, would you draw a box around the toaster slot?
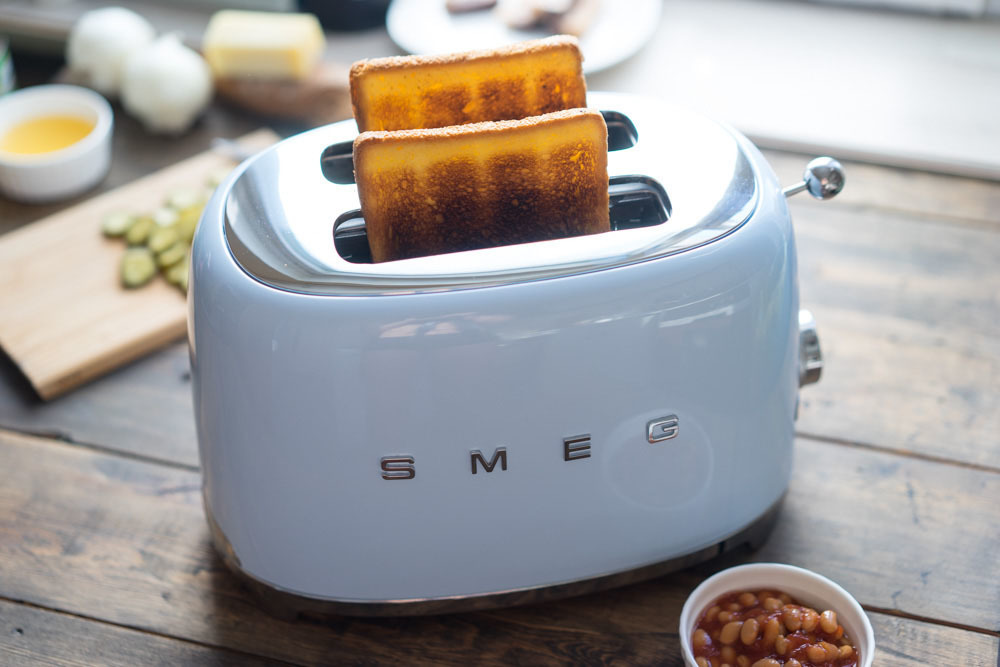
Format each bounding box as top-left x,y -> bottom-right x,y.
608,177 -> 670,230
332,210 -> 372,263
602,110 -> 638,152
321,141 -> 355,184
333,177 -> 670,263
321,110 -> 638,187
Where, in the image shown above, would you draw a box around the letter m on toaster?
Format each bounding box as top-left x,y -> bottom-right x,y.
470,448 -> 507,474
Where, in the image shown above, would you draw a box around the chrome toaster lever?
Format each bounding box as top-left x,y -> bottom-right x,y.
783,157 -> 845,200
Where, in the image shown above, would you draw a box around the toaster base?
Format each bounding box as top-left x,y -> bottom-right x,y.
206,497 -> 783,618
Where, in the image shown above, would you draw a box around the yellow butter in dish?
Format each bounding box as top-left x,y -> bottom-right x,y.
0,115 -> 94,155
202,10 -> 325,81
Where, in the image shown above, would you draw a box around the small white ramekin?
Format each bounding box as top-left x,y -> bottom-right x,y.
679,563 -> 874,667
0,84 -> 113,203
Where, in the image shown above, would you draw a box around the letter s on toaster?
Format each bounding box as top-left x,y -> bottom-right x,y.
380,455 -> 415,480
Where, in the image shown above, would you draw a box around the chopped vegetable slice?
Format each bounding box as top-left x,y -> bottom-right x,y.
101,211 -> 136,237
124,216 -> 155,245
157,242 -> 187,269
147,226 -> 179,253
167,187 -> 202,211
120,247 -> 157,287
152,206 -> 179,227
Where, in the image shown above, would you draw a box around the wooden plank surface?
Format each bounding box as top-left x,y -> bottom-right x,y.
0,342 -> 197,467
864,613 -> 997,667
792,202 -> 1000,469
0,599 -> 277,667
0,129 -> 277,400
1,428 -> 996,665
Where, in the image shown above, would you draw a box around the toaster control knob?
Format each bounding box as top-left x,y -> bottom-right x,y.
783,157 -> 845,200
799,309 -> 823,387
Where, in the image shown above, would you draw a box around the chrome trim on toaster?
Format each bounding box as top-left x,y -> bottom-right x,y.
218,92 -> 760,296
798,309 -> 823,387
380,455 -> 416,480
204,494 -> 784,617
563,435 -> 592,461
470,448 -> 508,474
647,415 -> 680,443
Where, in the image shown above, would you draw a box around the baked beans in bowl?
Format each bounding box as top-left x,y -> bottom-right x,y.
679,563 -> 874,667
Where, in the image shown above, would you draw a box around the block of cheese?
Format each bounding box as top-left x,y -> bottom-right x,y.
349,35 -> 586,132
354,108 -> 609,263
202,10 -> 325,81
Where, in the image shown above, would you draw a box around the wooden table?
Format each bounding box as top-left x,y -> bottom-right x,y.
2,58 -> 999,667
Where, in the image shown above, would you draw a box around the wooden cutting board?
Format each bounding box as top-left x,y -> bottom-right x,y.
0,129 -> 279,400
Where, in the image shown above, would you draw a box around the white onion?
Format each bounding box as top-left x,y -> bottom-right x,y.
66,7 -> 155,95
121,33 -> 213,134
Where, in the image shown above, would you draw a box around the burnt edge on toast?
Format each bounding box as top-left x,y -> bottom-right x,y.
354,108 -> 610,263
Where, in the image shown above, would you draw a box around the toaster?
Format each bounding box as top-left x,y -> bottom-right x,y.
190,92 -> 843,615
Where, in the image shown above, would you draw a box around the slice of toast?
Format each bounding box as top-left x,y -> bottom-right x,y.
354,108 -> 609,263
349,36 -> 587,132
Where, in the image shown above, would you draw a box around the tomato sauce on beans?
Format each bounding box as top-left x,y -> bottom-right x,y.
691,590 -> 858,667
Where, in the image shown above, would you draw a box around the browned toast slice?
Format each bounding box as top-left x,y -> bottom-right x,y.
349,36 -> 587,132
354,108 -> 609,263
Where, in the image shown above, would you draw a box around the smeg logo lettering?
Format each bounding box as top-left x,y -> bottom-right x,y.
377,417 -> 679,480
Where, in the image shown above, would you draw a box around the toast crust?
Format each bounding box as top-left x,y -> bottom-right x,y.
354,108 -> 610,263
350,36 -> 587,132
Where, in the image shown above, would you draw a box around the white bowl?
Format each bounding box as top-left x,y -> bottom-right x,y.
0,84 -> 113,203
679,563 -> 874,667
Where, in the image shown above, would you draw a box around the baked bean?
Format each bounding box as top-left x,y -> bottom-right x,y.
801,608 -> 819,632
782,606 -> 802,631
720,621 -> 743,645
806,644 -> 828,663
692,589 -> 858,667
821,641 -> 840,661
761,618 -> 780,646
820,609 -> 838,634
740,617 -> 759,645
696,658 -> 710,667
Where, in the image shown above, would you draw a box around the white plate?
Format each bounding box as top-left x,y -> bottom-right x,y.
385,0 -> 661,75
